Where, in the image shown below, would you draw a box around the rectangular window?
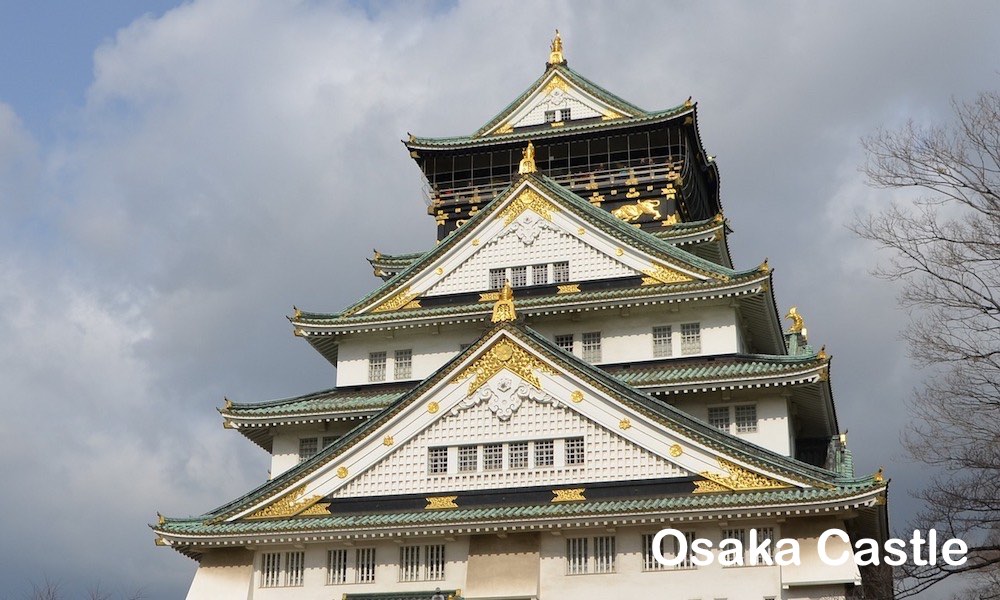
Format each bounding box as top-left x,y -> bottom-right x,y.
652,326 -> 672,358
458,445 -> 478,472
511,265 -> 528,288
681,323 -> 701,355
261,552 -> 281,587
356,548 -> 376,584
708,406 -> 731,432
428,447 -> 449,474
400,546 -> 421,582
489,268 -> 506,290
594,536 -> 616,573
534,440 -> 554,467
735,404 -> 758,433
327,549 -> 348,584
566,537 -> 589,574
284,551 -> 305,586
555,334 -> 574,354
722,529 -> 746,567
298,438 -> 318,463
509,441 -> 529,469
424,544 -> 446,580
368,351 -> 387,382
582,332 -> 602,363
565,436 -> 585,466
673,531 -> 697,569
394,349 -> 413,379
483,443 -> 504,471
553,261 -> 570,283
641,533 -> 666,571
531,263 -> 549,285
755,528 -> 775,564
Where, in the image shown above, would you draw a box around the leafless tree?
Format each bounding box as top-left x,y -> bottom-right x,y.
12,580 -> 144,600
854,90 -> 1000,598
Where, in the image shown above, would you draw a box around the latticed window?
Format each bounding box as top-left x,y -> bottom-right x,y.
483,443 -> 503,471
582,332 -> 602,362
428,447 -> 448,474
722,528 -> 747,567
356,548 -> 376,583
566,537 -> 589,574
534,440 -> 554,467
641,533 -> 666,571
708,406 -> 730,432
368,351 -> 386,382
261,552 -> 281,587
673,531 -> 697,569
593,536 -> 616,574
284,551 -> 305,586
399,546 -> 421,582
489,268 -> 506,290
298,438 -> 318,463
394,349 -> 412,379
652,326 -> 672,358
735,404 -> 758,433
458,445 -> 478,472
565,436 -> 585,465
322,435 -> 338,449
553,261 -> 570,283
328,549 -> 348,584
531,263 -> 549,285
509,441 -> 529,469
681,322 -> 701,355
511,265 -> 528,288
544,109 -> 557,123
754,527 -> 775,564
555,334 -> 574,354
424,544 -> 446,580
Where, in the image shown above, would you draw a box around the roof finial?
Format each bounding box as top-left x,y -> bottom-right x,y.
548,29 -> 565,65
491,281 -> 517,323
785,306 -> 804,334
518,141 -> 537,174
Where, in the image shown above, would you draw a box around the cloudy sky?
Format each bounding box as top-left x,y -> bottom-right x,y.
1,1 -> 998,598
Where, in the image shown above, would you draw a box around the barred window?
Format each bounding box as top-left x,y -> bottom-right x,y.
298,438 -> 318,463
582,332 -> 602,363
483,443 -> 504,471
400,546 -> 421,582
708,406 -> 731,432
534,440 -> 554,467
553,261 -> 570,283
458,445 -> 478,472
721,528 -> 747,567
561,107 -> 572,121
368,351 -> 386,382
424,544 -> 446,580
356,548 -> 376,584
555,334 -> 574,354
394,349 -> 412,379
531,263 -> 549,285
511,265 -> 528,288
753,527 -> 775,564
652,326 -> 672,358
322,435 -> 338,449
565,436 -> 585,466
261,552 -> 281,587
641,533 -> 666,571
594,536 -> 616,574
284,551 -> 304,586
673,531 -> 697,569
509,441 -> 529,469
428,447 -> 449,474
681,322 -> 701,355
327,549 -> 348,584
735,404 -> 758,433
566,537 -> 589,574
489,268 -> 506,290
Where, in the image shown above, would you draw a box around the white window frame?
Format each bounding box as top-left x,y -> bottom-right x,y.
534,439 -> 554,467
566,537 -> 589,575
428,447 -> 449,474
555,334 -> 574,354
458,445 -> 478,472
394,349 -> 413,380
368,351 -> 387,382
298,437 -> 319,463
327,549 -> 348,585
652,325 -> 672,358
681,322 -> 701,355
735,404 -> 758,433
355,547 -> 376,584
483,443 -> 504,471
283,551 -> 305,586
708,406 -> 731,432
565,436 -> 585,466
509,441 -> 529,469
261,552 -> 281,588
582,331 -> 602,363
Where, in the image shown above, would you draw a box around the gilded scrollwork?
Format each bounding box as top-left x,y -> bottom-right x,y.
641,264 -> 694,284
246,485 -> 329,519
551,488 -> 586,503
452,338 -> 557,395
498,187 -> 558,226
693,458 -> 790,494
371,287 -> 420,313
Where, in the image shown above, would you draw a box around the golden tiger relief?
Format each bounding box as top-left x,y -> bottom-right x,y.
611,198 -> 661,222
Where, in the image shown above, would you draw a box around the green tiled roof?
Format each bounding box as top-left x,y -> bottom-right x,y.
370,251 -> 423,270
225,386 -> 412,417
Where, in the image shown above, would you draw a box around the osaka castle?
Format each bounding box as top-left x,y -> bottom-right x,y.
154,33 -> 891,600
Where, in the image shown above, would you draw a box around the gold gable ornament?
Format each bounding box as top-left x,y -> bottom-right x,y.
491,282 -> 517,323
693,458 -> 791,494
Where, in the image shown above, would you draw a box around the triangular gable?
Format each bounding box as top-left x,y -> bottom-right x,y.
223,324 -> 834,523
348,175 -> 738,315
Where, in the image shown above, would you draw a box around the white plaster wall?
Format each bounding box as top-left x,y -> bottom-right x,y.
672,394 -> 792,456
270,422 -> 359,478
186,548 -> 254,600
512,92 -> 603,128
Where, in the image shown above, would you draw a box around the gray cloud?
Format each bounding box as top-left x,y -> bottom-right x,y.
1,1 -> 998,597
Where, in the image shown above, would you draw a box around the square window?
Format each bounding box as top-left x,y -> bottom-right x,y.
582,332 -> 602,363
681,323 -> 701,355
560,107 -> 572,121
735,404 -> 758,433
553,261 -> 570,283
428,447 -> 448,474
509,442 -> 529,469
483,443 -> 503,471
511,265 -> 528,288
531,263 -> 549,285
394,349 -> 413,379
327,549 -> 348,584
555,334 -> 574,354
534,440 -> 554,467
489,268 -> 506,290
708,406 -> 731,432
458,445 -> 478,472
565,437 -> 585,466
653,326 -> 672,358
298,437 -> 318,463
368,351 -> 387,382
355,548 -> 376,584
545,109 -> 557,123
